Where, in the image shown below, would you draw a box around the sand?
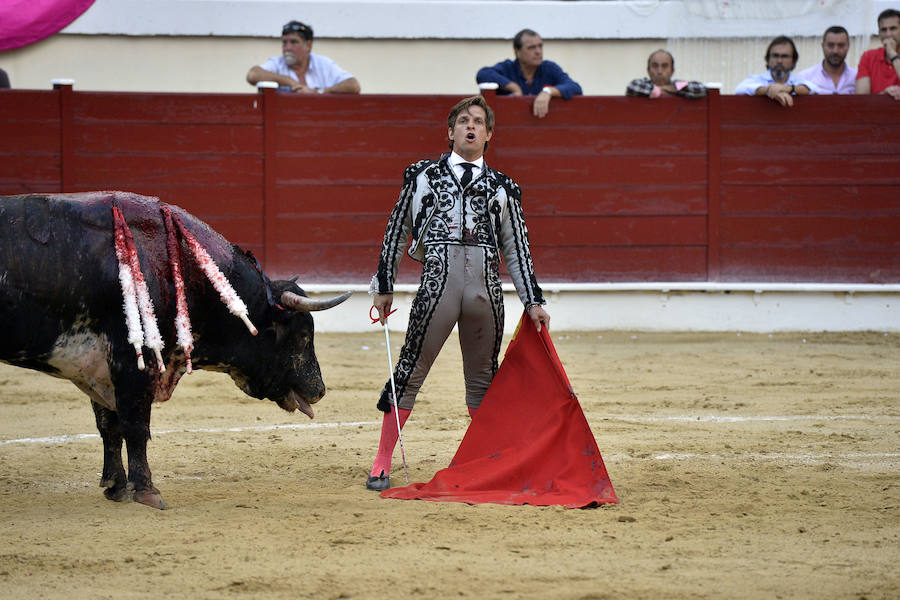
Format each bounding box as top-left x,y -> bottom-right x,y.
1,329 -> 898,599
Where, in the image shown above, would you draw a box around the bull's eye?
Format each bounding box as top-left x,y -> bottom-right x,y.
297,334 -> 310,350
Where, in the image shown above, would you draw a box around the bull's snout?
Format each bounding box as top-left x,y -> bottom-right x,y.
310,380 -> 326,403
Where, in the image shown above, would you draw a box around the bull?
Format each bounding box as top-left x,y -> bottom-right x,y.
0,192 -> 350,509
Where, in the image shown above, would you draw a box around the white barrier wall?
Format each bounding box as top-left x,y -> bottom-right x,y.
303,285 -> 900,333
1,0 -> 890,94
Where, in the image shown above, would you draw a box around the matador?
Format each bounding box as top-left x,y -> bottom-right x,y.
366,95 -> 550,491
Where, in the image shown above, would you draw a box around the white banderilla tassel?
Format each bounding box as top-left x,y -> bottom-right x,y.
113,206 -> 165,371
115,259 -> 145,370
175,217 -> 258,336
162,206 -> 194,373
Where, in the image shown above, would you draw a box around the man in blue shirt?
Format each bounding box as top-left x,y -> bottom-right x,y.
476,28 -> 582,119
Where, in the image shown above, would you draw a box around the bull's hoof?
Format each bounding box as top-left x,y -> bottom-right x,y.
103,485 -> 132,503
100,474 -> 127,492
132,488 -> 167,510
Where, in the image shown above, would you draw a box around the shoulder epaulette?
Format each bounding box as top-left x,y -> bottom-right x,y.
488,168 -> 521,201
403,158 -> 439,184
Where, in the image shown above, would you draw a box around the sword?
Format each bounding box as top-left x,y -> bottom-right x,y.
370,305 -> 409,485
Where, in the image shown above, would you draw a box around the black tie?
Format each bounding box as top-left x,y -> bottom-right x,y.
459,162 -> 476,188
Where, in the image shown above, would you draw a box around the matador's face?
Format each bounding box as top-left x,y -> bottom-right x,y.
448,106 -> 493,161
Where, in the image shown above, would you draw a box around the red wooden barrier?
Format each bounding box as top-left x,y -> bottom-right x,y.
1,85 -> 897,283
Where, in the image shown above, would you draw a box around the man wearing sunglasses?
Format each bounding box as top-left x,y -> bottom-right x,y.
247,20 -> 360,94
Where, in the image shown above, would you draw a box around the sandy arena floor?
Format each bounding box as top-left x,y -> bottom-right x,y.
1,329 -> 898,599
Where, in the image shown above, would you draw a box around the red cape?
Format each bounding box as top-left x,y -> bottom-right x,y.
381,313 -> 618,508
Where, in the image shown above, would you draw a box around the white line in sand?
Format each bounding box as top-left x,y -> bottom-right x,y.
2,414 -> 896,446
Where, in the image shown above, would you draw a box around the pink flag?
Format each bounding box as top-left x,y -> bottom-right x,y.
1,0 -> 96,51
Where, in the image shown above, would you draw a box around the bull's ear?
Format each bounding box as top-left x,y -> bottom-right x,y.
273,321 -> 289,347
289,275 -> 300,283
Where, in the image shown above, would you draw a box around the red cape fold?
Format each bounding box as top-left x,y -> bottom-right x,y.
381,312 -> 618,508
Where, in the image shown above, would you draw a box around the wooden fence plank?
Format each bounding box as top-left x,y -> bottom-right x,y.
3,91 -> 898,284
722,185 -> 900,215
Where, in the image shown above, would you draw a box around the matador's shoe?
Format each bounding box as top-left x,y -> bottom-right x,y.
366,470 -> 390,491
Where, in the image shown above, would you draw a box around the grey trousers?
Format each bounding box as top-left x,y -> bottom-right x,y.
382,243 -> 505,411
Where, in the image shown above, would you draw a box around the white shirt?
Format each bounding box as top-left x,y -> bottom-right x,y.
795,61 -> 857,95
734,70 -> 819,95
448,152 -> 484,183
259,54 -> 355,91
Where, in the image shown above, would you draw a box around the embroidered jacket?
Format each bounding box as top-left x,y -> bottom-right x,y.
370,155 -> 545,307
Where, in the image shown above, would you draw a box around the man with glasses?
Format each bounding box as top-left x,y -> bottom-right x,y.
734,35 -> 817,106
246,20 -> 360,94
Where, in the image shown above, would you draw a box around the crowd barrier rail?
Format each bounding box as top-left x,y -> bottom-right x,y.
2,84 -> 898,284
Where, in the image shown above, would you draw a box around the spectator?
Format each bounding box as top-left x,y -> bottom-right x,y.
855,9 -> 900,100
246,20 -> 360,94
0,68 -> 9,89
626,49 -> 707,99
734,35 -> 817,107
476,28 -> 582,119
796,26 -> 856,94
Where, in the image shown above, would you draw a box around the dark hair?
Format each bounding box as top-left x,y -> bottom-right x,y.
823,25 -> 849,41
878,9 -> 900,25
513,28 -> 539,50
447,96 -> 495,152
765,35 -> 799,63
282,20 -> 313,42
647,49 -> 675,71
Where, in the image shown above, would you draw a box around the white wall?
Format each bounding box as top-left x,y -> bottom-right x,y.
58,0 -> 884,39
1,0 -> 890,94
3,34 -> 884,96
304,285 -> 900,333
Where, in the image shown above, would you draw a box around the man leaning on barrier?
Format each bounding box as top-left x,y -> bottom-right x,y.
734,35 -> 817,107
246,20 -> 360,94
476,28 -> 582,119
626,49 -> 707,99
796,25 -> 856,95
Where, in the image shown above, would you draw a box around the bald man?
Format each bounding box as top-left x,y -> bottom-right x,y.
626,49 -> 707,99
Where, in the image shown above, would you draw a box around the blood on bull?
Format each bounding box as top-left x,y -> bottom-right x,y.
0,192 -> 350,509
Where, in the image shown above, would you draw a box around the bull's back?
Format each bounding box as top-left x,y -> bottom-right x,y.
1,192 -> 237,365
0,194 -> 132,364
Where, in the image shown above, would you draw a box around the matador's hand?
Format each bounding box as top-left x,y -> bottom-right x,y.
527,304 -> 550,333
373,293 -> 394,325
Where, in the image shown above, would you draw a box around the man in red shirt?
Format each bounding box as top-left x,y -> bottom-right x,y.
856,8 -> 900,100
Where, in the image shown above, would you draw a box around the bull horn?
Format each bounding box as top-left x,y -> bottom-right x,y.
281,290 -> 352,312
